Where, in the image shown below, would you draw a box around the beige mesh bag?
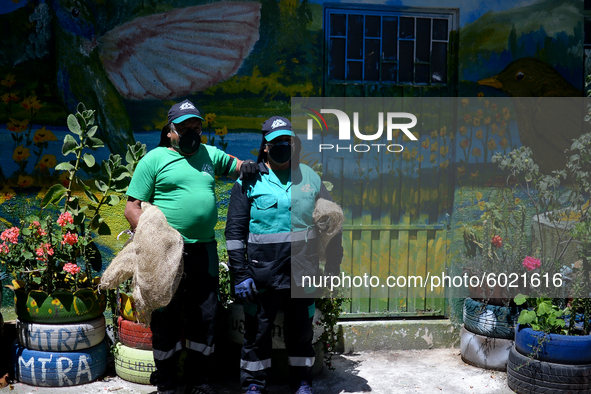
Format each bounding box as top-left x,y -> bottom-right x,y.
100,202 -> 184,324
313,198 -> 344,261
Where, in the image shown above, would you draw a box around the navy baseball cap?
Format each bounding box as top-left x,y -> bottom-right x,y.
167,100 -> 205,124
262,116 -> 295,141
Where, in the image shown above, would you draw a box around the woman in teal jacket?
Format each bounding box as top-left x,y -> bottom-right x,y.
225,116 -> 342,394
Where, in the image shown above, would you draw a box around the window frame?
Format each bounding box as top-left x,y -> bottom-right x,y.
323,4 -> 458,86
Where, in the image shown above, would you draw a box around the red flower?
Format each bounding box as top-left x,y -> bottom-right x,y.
523,256 -> 541,271
57,212 -> 73,227
491,235 -> 502,248
62,232 -> 78,246
63,262 -> 81,275
1,227 -> 20,244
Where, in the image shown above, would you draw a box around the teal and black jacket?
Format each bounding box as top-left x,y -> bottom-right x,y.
225,162 -> 342,291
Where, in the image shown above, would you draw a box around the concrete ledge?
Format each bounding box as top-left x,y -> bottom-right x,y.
337,319 -> 460,353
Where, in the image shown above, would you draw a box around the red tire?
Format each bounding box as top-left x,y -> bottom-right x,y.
117,316 -> 152,350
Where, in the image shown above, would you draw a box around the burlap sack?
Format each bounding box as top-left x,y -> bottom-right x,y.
313,198 -> 344,261
100,202 -> 184,324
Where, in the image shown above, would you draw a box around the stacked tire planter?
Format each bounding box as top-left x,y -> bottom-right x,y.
460,297 -> 522,371
507,324 -> 591,393
11,289 -> 108,387
114,292 -> 156,384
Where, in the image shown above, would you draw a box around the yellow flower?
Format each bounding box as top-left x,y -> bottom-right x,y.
484,117 -> 491,125
500,138 -> 509,149
17,175 -> 35,188
7,118 -> 29,132
410,147 -> 418,158
21,96 -> 42,112
487,139 -> 497,150
461,98 -> 469,107
403,149 -> 411,161
503,113 -> 511,121
502,107 -> 510,115
458,166 -> 466,176
1,73 -> 16,87
47,309 -> 53,314
476,192 -> 483,200
478,201 -> 486,210
422,138 -> 430,150
473,118 -> 481,127
430,141 -> 439,152
472,148 -> 482,157
475,129 -> 483,139
477,109 -> 483,118
1,93 -> 18,104
391,129 -> 401,139
52,299 -> 61,305
431,130 -> 438,139
439,146 -> 449,156
30,300 -> 37,307
36,154 -> 57,171
459,126 -> 468,136
499,128 -> 506,137
430,154 -> 437,163
292,57 -> 299,63
515,198 -> 521,204
440,160 -> 449,168
13,145 -> 31,162
33,127 -> 57,144
204,113 -> 217,126
477,92 -> 484,97
440,126 -> 446,136
417,154 -> 424,162
402,131 -> 419,142
484,100 -> 489,108
215,126 -> 228,136
491,123 -> 498,134
201,135 -> 208,144
471,170 -> 479,178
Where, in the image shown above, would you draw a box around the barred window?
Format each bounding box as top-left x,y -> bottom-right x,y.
325,7 -> 453,85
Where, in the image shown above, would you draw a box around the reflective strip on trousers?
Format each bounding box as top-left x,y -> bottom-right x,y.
226,239 -> 245,250
240,358 -> 272,371
248,228 -> 317,244
186,340 -> 215,356
153,341 -> 183,360
288,356 -> 315,367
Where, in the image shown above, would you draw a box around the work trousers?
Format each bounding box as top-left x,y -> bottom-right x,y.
240,289 -> 315,391
150,241 -> 218,392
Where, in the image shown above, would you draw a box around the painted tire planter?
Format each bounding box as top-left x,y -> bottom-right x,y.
463,297 -> 521,340
16,316 -> 106,352
118,316 -> 152,350
114,342 -> 156,384
12,340 -> 108,387
13,289 -> 107,324
515,324 -> 591,365
460,326 -> 513,371
507,345 -> 591,393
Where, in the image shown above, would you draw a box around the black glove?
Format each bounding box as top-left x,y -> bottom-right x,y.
239,159 -> 258,179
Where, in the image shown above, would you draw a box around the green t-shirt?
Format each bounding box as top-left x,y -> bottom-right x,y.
127,145 -> 236,243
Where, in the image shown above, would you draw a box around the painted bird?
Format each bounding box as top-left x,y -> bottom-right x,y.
49,0 -> 261,155
478,57 -> 587,174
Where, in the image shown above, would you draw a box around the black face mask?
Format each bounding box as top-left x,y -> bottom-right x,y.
268,141 -> 293,164
171,125 -> 201,155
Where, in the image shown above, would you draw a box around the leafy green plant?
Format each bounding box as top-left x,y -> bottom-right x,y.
515,294 -> 570,335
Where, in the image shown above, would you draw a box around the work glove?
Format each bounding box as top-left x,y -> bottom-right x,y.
239,159 -> 258,179
235,278 -> 258,303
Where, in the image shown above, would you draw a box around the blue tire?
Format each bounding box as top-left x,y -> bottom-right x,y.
12,340 -> 108,386
515,324 -> 591,365
463,297 -> 521,339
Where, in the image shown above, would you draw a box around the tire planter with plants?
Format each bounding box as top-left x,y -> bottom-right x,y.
114,342 -> 156,384
13,289 -> 107,324
460,326 -> 513,371
463,297 -> 521,339
507,345 -> 591,393
117,316 -> 152,350
514,324 -> 591,365
16,315 -> 106,352
12,340 -> 108,387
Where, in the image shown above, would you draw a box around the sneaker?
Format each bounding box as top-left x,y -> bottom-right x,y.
188,383 -> 217,394
294,381 -> 313,394
245,384 -> 263,394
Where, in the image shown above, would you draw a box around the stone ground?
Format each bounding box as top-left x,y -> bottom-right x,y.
3,348 -> 514,394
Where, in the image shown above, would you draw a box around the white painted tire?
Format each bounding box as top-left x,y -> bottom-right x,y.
114,342 -> 156,384
460,326 -> 513,371
16,316 -> 106,352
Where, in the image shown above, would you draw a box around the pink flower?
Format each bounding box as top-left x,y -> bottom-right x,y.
0,242 -> 9,254
63,262 -> 81,275
61,232 -> 78,246
1,227 -> 20,244
57,212 -> 73,227
35,243 -> 54,261
31,221 -> 47,236
523,256 -> 541,271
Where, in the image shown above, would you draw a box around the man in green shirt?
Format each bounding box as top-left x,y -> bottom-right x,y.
125,100 -> 256,394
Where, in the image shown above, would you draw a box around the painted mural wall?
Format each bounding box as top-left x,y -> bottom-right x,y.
0,0 -> 586,315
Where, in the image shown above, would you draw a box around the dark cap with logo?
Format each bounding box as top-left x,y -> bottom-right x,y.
262,116 -> 295,141
158,100 -> 205,147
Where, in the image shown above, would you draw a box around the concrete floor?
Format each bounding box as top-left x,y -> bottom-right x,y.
3,348 -> 513,394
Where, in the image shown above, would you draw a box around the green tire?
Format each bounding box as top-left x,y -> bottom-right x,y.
114,342 -> 156,385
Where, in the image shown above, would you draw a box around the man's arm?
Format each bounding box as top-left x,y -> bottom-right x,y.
124,197 -> 143,231
227,158 -> 243,180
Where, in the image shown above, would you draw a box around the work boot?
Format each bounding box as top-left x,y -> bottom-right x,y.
188,383 -> 217,394
294,381 -> 313,394
244,384 -> 263,394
